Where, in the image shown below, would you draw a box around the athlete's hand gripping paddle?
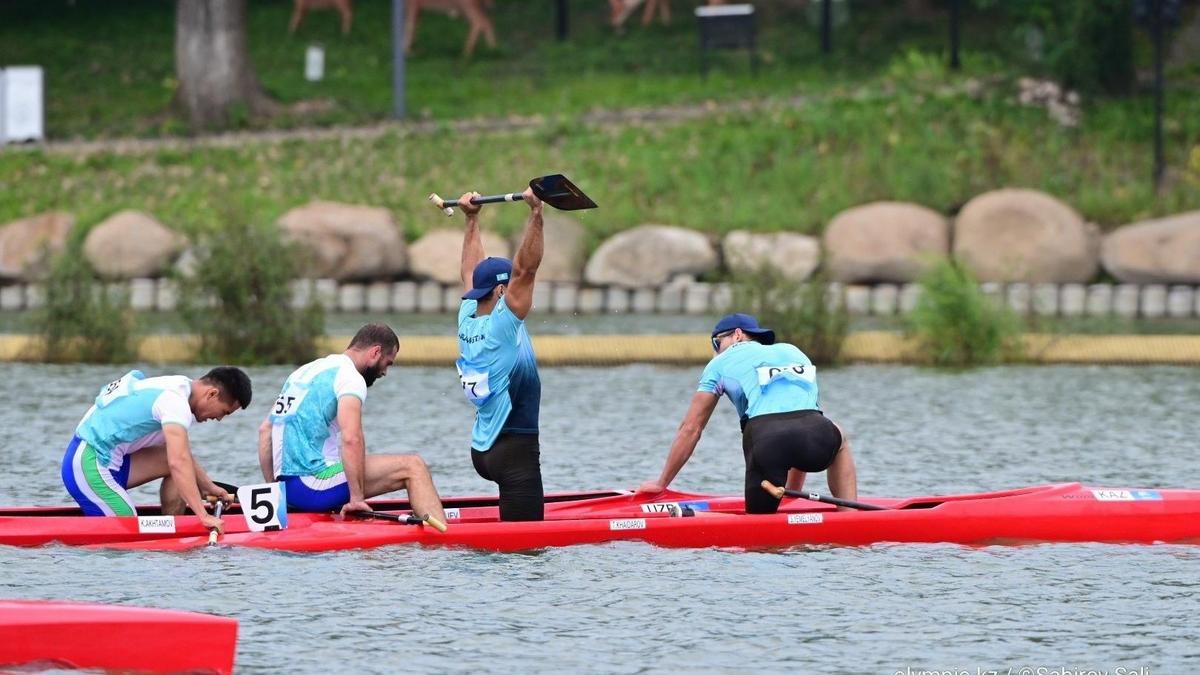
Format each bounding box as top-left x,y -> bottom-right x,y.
428,174 -> 597,216
207,500 -> 225,547
760,480 -> 889,511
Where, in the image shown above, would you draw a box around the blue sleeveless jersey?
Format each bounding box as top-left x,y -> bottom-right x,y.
697,341 -> 820,421
456,297 -> 541,451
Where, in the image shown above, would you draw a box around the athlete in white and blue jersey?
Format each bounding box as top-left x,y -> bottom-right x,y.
258,323 -> 445,522
454,187 -> 545,521
61,367 -> 252,530
638,313 -> 860,514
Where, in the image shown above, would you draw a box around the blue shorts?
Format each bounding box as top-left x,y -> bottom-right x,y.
62,435 -> 134,516
280,464 -> 350,512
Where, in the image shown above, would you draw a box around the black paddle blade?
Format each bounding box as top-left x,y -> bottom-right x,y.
529,174 -> 598,211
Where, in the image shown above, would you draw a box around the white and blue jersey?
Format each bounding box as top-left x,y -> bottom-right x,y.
269,354 -> 368,479
457,297 -> 541,451
75,371 -> 195,469
63,370 -> 195,516
698,342 -> 821,422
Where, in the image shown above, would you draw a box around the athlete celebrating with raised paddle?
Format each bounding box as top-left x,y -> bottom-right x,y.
637,313 -> 860,514
454,187 -> 547,521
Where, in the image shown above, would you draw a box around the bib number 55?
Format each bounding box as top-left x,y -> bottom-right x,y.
236,482 -> 289,532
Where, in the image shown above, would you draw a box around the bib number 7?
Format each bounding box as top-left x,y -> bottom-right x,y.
236,482 -> 289,532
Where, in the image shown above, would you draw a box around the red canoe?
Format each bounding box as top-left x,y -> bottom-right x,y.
0,600 -> 237,674
0,489 -> 622,547
1,483 -> 1188,553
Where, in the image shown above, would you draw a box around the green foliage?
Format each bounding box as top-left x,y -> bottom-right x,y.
729,267 -> 849,366
906,259 -> 1023,367
178,215 -> 324,365
978,0 -> 1135,94
31,245 -> 137,363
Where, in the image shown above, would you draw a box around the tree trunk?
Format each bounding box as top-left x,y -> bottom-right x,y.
174,0 -> 274,129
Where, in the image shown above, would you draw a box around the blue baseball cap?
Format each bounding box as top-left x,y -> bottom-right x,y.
711,313 -> 776,344
462,257 -> 514,300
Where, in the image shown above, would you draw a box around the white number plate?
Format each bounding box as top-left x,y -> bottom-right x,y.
137,515 -> 176,533
787,513 -> 824,525
457,366 -> 492,405
97,371 -> 137,407
237,482 -> 289,531
609,518 -> 647,530
271,388 -> 307,417
756,364 -> 816,387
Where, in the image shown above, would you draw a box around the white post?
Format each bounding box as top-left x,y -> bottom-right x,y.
1,66 -> 45,144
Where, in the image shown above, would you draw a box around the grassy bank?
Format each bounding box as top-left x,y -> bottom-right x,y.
2,87 -> 1199,244
1,0 -> 1036,139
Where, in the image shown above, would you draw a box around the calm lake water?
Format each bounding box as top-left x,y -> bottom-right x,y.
1,363 -> 1198,674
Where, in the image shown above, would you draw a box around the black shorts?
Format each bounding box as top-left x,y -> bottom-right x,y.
472,432 -> 544,521
742,410 -> 843,515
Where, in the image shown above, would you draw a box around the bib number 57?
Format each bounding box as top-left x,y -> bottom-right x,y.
236,482 -> 289,532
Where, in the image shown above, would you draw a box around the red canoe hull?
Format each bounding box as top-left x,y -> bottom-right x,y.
62,483 -> 1200,553
0,600 -> 237,674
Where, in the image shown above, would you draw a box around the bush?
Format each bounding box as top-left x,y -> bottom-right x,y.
178,217 -> 324,365
906,259 -> 1022,367
30,245 -> 137,363
728,267 -> 849,365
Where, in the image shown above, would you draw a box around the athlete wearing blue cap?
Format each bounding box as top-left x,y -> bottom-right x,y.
637,313 -> 859,513
454,188 -> 546,521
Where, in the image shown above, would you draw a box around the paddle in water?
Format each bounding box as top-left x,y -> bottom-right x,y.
353,510 -> 449,533
760,480 -> 889,511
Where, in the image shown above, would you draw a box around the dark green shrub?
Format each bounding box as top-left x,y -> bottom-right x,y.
31,244 -> 137,363
178,218 -> 324,365
906,259 -> 1022,367
728,267 -> 849,365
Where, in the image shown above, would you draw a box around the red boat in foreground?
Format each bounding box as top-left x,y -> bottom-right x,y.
0,600 -> 237,674
3,483 -> 1199,552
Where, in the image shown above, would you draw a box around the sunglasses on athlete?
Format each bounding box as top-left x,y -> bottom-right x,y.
711,330 -> 735,353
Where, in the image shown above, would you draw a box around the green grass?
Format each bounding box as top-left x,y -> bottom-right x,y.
2,0 -> 1198,246
0,0 -> 1127,138
2,86 -> 1198,246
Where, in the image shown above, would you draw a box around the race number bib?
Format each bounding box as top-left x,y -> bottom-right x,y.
271,388 -> 308,417
237,482 -> 289,532
456,365 -> 492,406
96,370 -> 142,407
756,364 -> 817,387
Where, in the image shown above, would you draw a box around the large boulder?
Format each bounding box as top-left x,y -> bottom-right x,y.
722,231 -> 820,282
1101,211 -> 1200,283
513,213 -> 586,283
83,210 -> 187,279
0,211 -> 74,280
953,189 -> 1099,282
824,201 -> 949,282
277,201 -> 407,280
584,225 -> 718,288
409,229 -> 511,284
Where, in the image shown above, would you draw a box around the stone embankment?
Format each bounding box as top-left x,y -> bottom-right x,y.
1,189 -> 1197,316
